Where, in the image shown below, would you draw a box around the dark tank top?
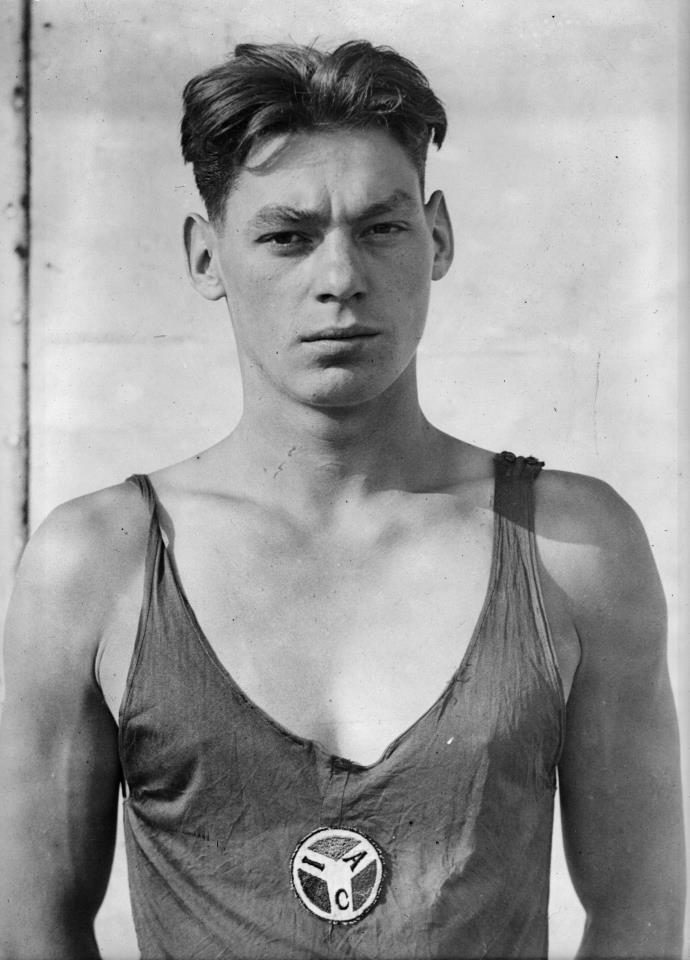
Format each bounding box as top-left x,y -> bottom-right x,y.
119,452 -> 564,960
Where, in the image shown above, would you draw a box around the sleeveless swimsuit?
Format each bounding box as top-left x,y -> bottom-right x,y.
118,451 -> 564,959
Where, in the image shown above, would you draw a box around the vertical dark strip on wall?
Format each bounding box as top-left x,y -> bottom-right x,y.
19,0 -> 31,540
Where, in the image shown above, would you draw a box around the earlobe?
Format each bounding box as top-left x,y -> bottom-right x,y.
425,191 -> 454,281
183,213 -> 226,301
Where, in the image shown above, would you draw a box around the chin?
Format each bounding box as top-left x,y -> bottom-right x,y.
298,368 -> 400,409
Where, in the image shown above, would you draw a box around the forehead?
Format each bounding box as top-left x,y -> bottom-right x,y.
224,127 -> 423,221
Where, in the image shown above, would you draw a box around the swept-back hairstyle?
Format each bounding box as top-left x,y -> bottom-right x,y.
181,40 -> 447,222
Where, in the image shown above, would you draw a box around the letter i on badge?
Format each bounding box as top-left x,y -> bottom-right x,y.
290,827 -> 385,923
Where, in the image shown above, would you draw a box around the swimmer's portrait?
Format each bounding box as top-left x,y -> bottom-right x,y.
0,37 -> 684,960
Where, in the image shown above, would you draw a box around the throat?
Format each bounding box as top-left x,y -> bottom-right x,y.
228,395 -> 447,505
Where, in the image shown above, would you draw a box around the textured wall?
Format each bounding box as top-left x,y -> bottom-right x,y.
17,0 -> 688,956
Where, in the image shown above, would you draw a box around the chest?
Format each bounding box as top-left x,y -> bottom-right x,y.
180,508 -> 495,765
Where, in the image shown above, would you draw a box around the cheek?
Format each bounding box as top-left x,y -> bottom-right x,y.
226,266 -> 283,322
241,264 -> 307,319
392,242 -> 433,289
393,256 -> 433,317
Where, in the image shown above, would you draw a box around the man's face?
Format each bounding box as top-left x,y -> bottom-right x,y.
198,126 -> 452,409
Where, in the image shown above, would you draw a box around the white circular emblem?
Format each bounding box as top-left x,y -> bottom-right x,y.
291,827 -> 385,923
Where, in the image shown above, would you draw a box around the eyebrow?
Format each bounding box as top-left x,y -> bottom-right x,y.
248,189 -> 419,230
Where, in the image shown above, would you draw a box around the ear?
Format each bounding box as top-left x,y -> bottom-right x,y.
183,213 -> 226,301
424,190 -> 454,281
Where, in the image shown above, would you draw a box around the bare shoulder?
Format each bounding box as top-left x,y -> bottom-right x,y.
535,467 -> 649,547
534,468 -> 665,659
5,480 -> 151,664
21,480 -> 149,586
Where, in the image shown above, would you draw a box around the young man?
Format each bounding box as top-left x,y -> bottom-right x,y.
0,40 -> 684,960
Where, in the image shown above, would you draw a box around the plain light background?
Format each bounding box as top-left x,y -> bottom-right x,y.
7,0 -> 688,956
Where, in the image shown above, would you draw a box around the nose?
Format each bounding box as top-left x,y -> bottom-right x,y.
314,231 -> 366,304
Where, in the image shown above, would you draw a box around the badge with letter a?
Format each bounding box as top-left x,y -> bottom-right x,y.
291,826 -> 385,923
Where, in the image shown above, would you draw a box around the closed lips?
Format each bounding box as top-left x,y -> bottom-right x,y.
302,328 -> 378,341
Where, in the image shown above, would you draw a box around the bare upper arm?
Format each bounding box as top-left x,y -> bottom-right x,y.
536,471 -> 684,955
0,483 -> 149,958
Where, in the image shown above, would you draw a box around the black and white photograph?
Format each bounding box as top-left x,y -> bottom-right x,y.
0,2 -> 686,957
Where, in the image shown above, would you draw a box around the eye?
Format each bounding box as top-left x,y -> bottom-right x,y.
363,222 -> 406,238
258,231 -> 311,249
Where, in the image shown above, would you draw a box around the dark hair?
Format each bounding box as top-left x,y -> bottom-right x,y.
181,40 -> 447,222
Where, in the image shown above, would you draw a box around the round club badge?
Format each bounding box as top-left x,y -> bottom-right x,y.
291,827 -> 385,923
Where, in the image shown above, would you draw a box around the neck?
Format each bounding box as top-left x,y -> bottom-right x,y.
218,363 -> 447,515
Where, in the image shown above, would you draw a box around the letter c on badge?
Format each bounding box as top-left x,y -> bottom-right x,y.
335,888 -> 350,910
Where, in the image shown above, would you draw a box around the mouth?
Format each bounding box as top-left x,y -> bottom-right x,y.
301,327 -> 379,342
